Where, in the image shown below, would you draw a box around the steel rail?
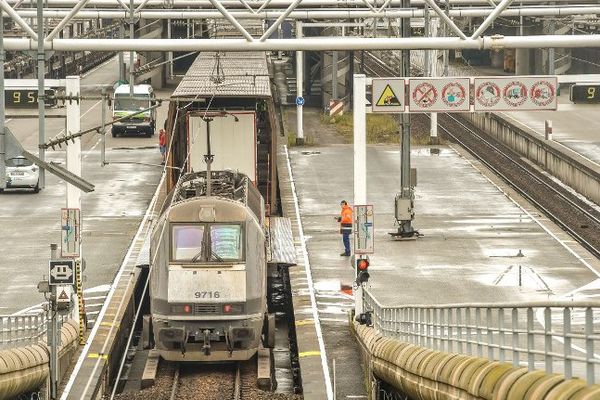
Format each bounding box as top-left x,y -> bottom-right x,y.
169,365 -> 180,400
434,113 -> 600,262
442,113 -> 600,228
233,363 -> 241,400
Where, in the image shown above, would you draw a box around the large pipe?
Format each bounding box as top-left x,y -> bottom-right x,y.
0,320 -> 79,400
2,35 -> 600,51
6,6 -> 600,20
5,0 -> 597,7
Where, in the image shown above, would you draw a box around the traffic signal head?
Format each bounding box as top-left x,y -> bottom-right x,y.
356,257 -> 370,284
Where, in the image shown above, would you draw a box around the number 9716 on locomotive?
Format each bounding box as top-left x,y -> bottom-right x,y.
148,171 -> 271,362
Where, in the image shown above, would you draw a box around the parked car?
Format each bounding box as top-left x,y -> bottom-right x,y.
1,157 -> 40,193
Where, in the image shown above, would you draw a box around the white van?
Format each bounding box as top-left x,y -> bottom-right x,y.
112,84 -> 157,137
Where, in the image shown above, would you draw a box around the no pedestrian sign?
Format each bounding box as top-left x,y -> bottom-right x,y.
372,78 -> 405,113
474,77 -> 557,111
370,76 -> 558,114
408,78 -> 470,112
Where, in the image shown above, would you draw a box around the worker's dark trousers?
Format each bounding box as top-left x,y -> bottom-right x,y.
342,231 -> 351,255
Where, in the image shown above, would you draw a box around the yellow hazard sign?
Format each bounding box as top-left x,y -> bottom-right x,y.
372,78 -> 406,113
376,84 -> 402,106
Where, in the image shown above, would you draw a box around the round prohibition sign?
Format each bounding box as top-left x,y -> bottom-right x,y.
412,82 -> 438,108
503,81 -> 528,107
441,82 -> 467,108
530,80 -> 555,107
476,81 -> 501,107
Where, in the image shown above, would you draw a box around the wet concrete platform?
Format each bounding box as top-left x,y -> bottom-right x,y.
0,56 -> 169,314
285,142 -> 600,398
500,91 -> 600,165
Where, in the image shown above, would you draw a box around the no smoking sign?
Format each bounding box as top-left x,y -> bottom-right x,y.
408,78 -> 470,112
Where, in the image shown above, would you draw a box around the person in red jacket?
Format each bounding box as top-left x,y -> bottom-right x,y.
336,200 -> 353,256
159,128 -> 167,164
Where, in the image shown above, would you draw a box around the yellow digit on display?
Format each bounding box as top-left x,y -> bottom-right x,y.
13,91 -> 21,103
588,87 -> 596,99
28,92 -> 36,103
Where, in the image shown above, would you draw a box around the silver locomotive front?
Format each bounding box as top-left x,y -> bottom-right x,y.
150,189 -> 266,361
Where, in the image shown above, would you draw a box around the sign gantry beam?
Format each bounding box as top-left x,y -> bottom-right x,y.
2,35 -> 600,52
5,6 -> 600,21
5,0 -> 599,7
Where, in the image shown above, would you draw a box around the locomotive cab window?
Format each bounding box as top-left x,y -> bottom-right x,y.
172,225 -> 205,261
210,224 -> 243,261
171,223 -> 244,263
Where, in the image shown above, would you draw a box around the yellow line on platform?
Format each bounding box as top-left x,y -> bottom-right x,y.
295,319 -> 315,326
100,322 -> 113,327
88,353 -> 108,360
299,351 -> 321,358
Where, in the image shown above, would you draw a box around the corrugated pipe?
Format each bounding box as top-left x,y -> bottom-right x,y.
0,320 -> 78,400
354,323 -> 600,400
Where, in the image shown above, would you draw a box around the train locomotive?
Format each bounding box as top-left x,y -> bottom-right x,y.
149,170 -> 270,362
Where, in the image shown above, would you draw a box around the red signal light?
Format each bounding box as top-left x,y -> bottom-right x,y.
358,259 -> 369,270
223,304 -> 232,313
183,305 -> 191,314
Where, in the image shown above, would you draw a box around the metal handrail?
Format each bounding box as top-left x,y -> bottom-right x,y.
0,310 -> 64,349
363,288 -> 600,384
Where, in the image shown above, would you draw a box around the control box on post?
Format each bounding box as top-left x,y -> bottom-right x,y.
395,195 -> 414,222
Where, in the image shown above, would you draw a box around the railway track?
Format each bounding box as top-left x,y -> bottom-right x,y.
170,362 -> 242,400
361,50 -> 600,259
435,113 -> 600,259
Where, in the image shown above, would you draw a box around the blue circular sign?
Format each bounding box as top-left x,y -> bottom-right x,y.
296,96 -> 305,106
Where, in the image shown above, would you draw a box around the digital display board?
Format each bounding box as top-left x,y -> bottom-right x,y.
570,84 -> 600,104
5,89 -> 56,108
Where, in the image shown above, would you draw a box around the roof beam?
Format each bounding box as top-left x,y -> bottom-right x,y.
0,0 -> 38,40
5,6 -> 600,20
45,0 -> 92,41
471,0 -> 515,39
207,0 -> 254,42
2,35 -> 600,52
422,0 -> 468,40
260,0 -> 303,41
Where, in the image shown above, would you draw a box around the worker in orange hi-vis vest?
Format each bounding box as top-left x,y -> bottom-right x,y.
336,200 -> 353,256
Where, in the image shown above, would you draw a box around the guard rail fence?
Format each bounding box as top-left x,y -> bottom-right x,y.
0,311 -> 67,350
363,289 -> 600,385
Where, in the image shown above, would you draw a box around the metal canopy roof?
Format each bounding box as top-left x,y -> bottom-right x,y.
171,52 -> 271,99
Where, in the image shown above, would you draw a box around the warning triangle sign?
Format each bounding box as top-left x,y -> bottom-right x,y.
376,84 -> 402,106
59,290 -> 69,300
